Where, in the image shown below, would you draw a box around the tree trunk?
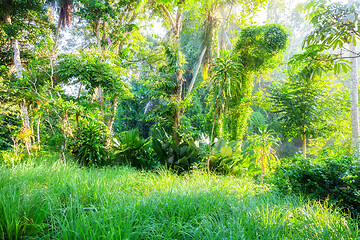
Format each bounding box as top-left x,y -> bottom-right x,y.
37,116 -> 41,151
54,16 -> 62,49
77,84 -> 82,98
4,11 -> 23,78
159,5 -> 183,144
349,0 -> 359,159
4,12 -> 31,154
102,19 -> 107,52
207,97 -> 221,171
11,38 -> 23,78
159,5 -> 185,144
95,18 -> 101,51
302,134 -> 307,158
106,97 -> 118,148
173,71 -> 184,144
261,153 -> 264,184
186,46 -> 207,97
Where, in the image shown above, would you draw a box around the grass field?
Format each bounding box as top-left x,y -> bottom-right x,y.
0,158 -> 358,239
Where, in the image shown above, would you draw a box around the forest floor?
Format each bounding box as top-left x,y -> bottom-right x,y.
0,156 -> 359,240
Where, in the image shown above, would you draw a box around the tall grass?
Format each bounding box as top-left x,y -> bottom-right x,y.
0,157 -> 358,239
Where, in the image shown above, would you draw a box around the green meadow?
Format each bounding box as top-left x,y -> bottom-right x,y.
0,158 -> 358,240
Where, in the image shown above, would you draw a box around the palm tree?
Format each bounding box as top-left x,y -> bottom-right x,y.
206,51 -> 240,169
248,125 -> 280,184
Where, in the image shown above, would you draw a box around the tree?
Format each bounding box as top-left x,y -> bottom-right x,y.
248,125 -> 279,184
207,50 -> 241,169
219,24 -> 288,142
151,0 -> 188,143
56,49 -> 132,146
302,0 -> 360,157
270,48 -> 335,158
186,0 -> 268,96
0,0 -> 52,154
54,0 -> 73,48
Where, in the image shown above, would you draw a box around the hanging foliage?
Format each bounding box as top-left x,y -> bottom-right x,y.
210,24 -> 288,142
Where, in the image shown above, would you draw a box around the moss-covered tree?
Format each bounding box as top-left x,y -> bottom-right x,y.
210,24 -> 288,142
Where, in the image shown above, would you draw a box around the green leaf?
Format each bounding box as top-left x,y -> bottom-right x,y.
220,146 -> 232,158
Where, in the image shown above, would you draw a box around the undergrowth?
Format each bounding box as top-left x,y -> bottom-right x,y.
0,157 -> 358,239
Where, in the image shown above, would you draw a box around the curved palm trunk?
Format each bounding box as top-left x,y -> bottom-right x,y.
54,16 -> 62,49
186,46 -> 207,97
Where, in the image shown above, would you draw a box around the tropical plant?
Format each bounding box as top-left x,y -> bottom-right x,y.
301,0 -> 360,157
208,50 -> 241,140
151,128 -> 200,172
247,125 -> 280,184
207,138 -> 259,176
71,118 -> 108,166
112,129 -> 155,169
270,48 -> 335,158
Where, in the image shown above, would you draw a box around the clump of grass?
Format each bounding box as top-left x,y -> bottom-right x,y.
0,158 -> 358,239
0,184 -> 49,239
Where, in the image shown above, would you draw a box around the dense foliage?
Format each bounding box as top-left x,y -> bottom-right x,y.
1,0 -> 360,234
272,156 -> 360,218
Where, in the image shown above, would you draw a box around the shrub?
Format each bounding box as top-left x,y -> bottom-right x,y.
272,156 -> 360,218
112,129 -> 156,169
71,119 -> 108,166
207,139 -> 257,176
151,128 -> 201,172
0,149 -> 25,166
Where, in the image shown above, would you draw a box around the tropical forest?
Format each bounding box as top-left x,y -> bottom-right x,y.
1,0 -> 360,239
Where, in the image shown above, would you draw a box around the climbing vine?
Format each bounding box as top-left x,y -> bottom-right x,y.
210,24 -> 288,142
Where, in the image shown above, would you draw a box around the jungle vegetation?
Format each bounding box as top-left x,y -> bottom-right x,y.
1,0 -> 360,238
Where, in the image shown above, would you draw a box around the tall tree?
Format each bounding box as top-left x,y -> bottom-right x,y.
220,24 -> 288,142
0,0 -> 50,154
151,0 -> 189,143
187,0 -> 268,95
348,0 -> 359,158
302,0 -> 360,157
75,0 -> 145,145
54,0 -> 73,48
270,49 -> 334,158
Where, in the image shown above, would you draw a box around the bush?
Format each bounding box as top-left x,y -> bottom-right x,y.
207,139 -> 259,176
0,149 -> 25,166
71,119 -> 108,166
272,156 -> 360,218
112,129 -> 156,169
151,128 -> 201,172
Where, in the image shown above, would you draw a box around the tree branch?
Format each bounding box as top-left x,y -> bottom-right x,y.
341,46 -> 360,57
159,3 -> 175,30
125,52 -> 161,63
